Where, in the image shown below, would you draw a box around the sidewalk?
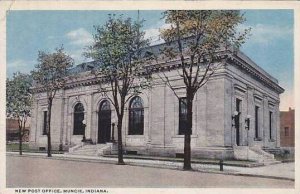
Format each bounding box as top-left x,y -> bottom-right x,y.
6,152 -> 295,181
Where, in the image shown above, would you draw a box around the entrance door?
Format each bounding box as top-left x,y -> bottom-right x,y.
235,99 -> 241,146
98,100 -> 111,143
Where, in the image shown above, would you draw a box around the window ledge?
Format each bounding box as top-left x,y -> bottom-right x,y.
173,135 -> 198,138
268,139 -> 276,142
126,135 -> 145,137
254,137 -> 262,141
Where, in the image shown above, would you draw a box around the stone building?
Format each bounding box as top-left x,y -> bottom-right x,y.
29,44 -> 284,160
280,108 -> 295,147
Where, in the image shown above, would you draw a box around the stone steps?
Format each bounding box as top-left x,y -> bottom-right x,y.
262,159 -> 281,165
233,146 -> 277,165
250,146 -> 274,159
67,143 -> 113,156
71,149 -> 97,153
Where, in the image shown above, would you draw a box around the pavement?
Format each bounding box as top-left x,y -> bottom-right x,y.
6,156 -> 294,188
6,152 -> 295,181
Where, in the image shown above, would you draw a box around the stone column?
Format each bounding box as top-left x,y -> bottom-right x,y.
123,105 -> 128,146
59,95 -> 65,149
67,98 -> 72,145
86,92 -> 93,140
246,86 -> 254,146
29,96 -> 39,148
231,83 -> 235,147
142,93 -> 151,145
262,95 -> 269,146
63,97 -> 69,146
147,89 -> 152,144
275,103 -> 280,147
144,89 -> 152,151
223,78 -> 232,147
149,84 -> 165,146
92,106 -> 98,144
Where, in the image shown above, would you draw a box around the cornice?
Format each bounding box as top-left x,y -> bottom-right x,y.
228,55 -> 284,94
31,50 -> 284,95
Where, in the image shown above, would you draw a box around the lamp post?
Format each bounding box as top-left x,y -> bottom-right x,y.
111,123 -> 115,142
111,117 -> 116,142
232,111 -> 240,146
245,115 -> 251,130
231,111 -> 239,127
82,119 -> 86,142
245,115 -> 251,146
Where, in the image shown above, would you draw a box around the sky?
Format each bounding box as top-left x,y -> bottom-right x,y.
6,10 -> 294,110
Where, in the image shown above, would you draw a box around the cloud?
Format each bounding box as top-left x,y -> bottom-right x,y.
144,27 -> 164,45
7,59 -> 27,68
144,21 -> 171,45
240,23 -> 292,44
66,48 -> 92,65
144,22 -> 292,46
7,59 -> 35,78
66,28 -> 93,46
64,28 -> 94,64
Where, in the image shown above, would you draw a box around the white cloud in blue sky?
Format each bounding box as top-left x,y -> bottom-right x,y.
143,20 -> 170,45
241,23 -> 292,44
7,59 -> 34,77
6,10 -> 294,110
66,28 -> 93,46
64,28 -> 94,63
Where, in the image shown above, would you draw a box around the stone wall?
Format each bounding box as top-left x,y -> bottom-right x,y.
29,58 -> 282,159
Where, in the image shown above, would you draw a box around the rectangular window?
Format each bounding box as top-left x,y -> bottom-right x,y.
128,109 -> 144,135
179,97 -> 188,135
284,127 -> 289,137
235,99 -> 241,146
269,111 -> 273,140
43,111 -> 47,135
236,99 -> 241,112
255,106 -> 259,138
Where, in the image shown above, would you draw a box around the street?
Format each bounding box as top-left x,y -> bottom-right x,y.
6,155 -> 294,188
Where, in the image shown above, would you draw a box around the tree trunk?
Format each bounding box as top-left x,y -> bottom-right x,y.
117,116 -> 125,165
47,98 -> 53,157
183,92 -> 193,170
19,126 -> 22,155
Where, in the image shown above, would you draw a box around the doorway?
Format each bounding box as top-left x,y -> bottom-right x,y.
98,100 -> 111,143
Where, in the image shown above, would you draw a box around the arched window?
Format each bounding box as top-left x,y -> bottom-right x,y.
100,100 -> 110,111
129,96 -> 144,135
73,103 -> 85,135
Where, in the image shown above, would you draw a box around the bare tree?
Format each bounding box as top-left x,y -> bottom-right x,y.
158,10 -> 250,170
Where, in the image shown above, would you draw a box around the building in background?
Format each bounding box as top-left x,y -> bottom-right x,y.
6,118 -> 31,142
280,108 -> 295,147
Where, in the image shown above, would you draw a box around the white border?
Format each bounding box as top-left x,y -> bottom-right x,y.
0,1 -> 299,194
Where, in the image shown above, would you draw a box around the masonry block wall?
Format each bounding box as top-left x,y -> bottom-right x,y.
29,50 -> 284,159
280,108 -> 295,147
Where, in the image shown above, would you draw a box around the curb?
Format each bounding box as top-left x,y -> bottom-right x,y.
101,155 -> 264,168
7,153 -> 294,182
